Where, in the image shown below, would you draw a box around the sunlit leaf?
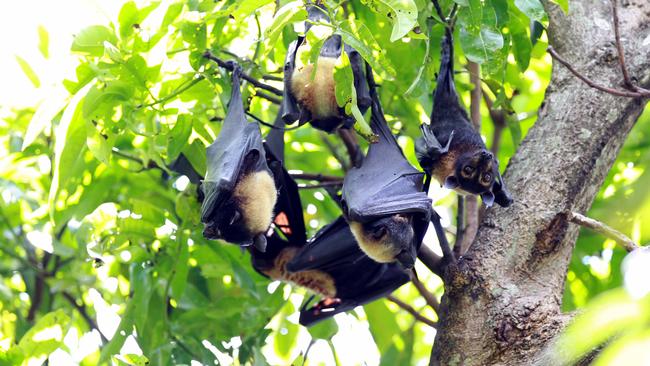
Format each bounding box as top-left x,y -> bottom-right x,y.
14,56 -> 40,88
361,0 -> 419,42
71,25 -> 118,56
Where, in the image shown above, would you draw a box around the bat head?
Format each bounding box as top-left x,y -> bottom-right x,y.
444,149 -> 513,207
202,199 -> 255,246
349,214 -> 417,269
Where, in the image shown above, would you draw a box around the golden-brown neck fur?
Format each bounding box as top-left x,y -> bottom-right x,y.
262,247 -> 337,298
349,221 -> 397,263
290,57 -> 339,119
234,171 -> 277,235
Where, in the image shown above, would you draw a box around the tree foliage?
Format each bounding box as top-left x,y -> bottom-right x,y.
0,0 -> 649,365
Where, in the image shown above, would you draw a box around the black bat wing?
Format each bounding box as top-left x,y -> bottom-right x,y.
251,108 -> 307,274
200,65 -> 271,223
281,37 -> 303,125
286,217 -> 409,326
341,69 -> 431,223
298,263 -> 409,326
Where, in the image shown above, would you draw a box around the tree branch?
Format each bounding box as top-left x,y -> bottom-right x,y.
202,51 -> 283,96
547,47 -> 650,98
387,295 -> 438,328
289,173 -> 343,182
418,245 -> 443,277
611,0 -> 635,90
568,211 -> 639,252
411,275 -> 440,314
298,182 -> 343,189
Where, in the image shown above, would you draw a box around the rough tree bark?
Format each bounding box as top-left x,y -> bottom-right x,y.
430,0 -> 650,365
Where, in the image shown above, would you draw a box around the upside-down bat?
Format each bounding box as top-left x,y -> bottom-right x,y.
249,112 -> 409,326
281,3 -> 371,133
415,29 -> 513,208
341,66 -> 432,269
200,64 -> 277,250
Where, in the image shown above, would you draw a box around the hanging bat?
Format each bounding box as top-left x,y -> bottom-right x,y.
286,217 -> 410,326
200,64 -> 277,250
281,3 -> 371,133
341,66 -> 432,269
249,106 -> 308,275
415,29 -> 512,208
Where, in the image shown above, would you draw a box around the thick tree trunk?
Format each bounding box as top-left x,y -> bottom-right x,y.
430,0 -> 650,365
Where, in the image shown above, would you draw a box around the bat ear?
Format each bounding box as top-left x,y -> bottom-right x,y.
481,191 -> 495,207
253,234 -> 267,253
492,169 -> 513,207
443,176 -> 459,189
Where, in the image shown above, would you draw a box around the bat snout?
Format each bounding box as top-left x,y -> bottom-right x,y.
202,224 -> 221,240
396,249 -> 415,269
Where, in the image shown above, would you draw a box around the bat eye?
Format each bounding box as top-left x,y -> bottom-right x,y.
461,165 -> 474,177
371,226 -> 387,240
482,173 -> 492,183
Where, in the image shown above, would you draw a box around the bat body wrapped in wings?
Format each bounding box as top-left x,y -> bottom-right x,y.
249,112 -> 409,326
341,67 -> 432,269
415,29 -> 513,207
200,64 -> 277,250
282,4 -> 370,133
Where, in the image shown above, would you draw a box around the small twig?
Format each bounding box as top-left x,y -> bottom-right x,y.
453,196 -> 465,258
547,47 -> 650,98
298,181 -> 343,189
481,87 -> 507,155
418,245 -> 444,277
337,128 -> 363,168
62,292 -> 109,343
202,51 -> 283,96
290,173 -> 343,182
411,275 -> 440,314
387,295 -> 438,328
139,76 -> 205,109
431,212 -> 455,263
431,0 -> 446,24
253,90 -> 281,104
568,211 -> 639,252
611,0 -> 635,90
262,74 -> 283,82
320,133 -> 350,171
111,148 -> 164,171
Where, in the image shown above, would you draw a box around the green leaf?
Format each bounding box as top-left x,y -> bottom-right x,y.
86,120 -> 114,164
37,25 -> 49,58
103,41 -> 123,63
17,310 -> 70,362
263,1 -> 308,56
14,56 -> 40,88
509,9 -> 532,71
335,25 -> 396,78
232,0 -> 274,20
118,1 -> 160,39
549,0 -> 568,13
308,318 -> 338,340
182,140 -> 206,174
171,234 -> 191,300
71,25 -> 118,56
48,85 -> 91,220
365,300 -> 400,352
514,0 -> 545,21
333,52 -> 375,142
83,81 -> 134,118
22,94 -> 67,149
361,0 -> 419,42
458,26 -> 504,64
162,2 -> 184,28
99,299 -> 136,364
168,115 -> 193,160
